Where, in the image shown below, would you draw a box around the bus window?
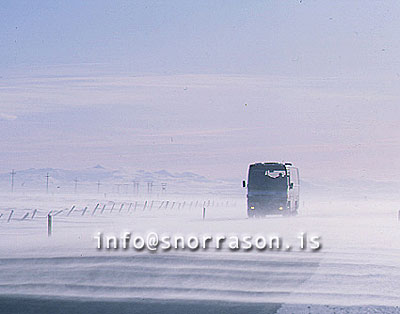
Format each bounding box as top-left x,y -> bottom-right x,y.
289,168 -> 299,185
265,170 -> 286,179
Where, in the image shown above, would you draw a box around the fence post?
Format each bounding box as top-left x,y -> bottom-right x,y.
92,203 -> 100,216
47,213 -> 52,237
53,210 -> 63,216
67,205 -> 75,216
21,212 -> 29,220
7,210 -> 14,223
81,206 -> 88,216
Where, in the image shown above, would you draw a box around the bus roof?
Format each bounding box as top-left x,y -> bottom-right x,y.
250,162 -> 288,170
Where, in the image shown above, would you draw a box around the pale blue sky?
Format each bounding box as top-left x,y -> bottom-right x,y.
1,1 -> 399,180
2,0 -> 400,75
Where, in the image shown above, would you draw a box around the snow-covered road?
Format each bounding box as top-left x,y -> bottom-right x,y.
0,194 -> 399,313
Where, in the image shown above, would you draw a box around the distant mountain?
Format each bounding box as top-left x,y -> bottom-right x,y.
0,166 -> 237,195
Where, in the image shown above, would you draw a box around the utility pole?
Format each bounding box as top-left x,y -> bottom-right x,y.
74,178 -> 78,194
123,184 -> 129,194
97,181 -> 101,193
132,181 -> 139,194
10,169 -> 16,193
147,181 -> 153,194
45,173 -> 50,194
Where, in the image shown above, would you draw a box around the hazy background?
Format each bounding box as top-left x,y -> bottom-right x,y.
1,0 -> 399,181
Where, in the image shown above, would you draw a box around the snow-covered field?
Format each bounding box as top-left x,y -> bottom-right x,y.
0,193 -> 399,313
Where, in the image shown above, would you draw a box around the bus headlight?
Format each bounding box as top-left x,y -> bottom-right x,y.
278,206 -> 283,210
250,206 -> 255,210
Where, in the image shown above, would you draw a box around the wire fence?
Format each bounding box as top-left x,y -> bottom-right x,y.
0,199 -> 238,224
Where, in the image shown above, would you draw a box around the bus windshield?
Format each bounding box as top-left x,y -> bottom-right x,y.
248,167 -> 287,191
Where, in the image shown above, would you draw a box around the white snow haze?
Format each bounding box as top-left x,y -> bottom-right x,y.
0,1 -> 399,313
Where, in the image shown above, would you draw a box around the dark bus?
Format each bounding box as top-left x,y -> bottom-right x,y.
243,162 -> 299,217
